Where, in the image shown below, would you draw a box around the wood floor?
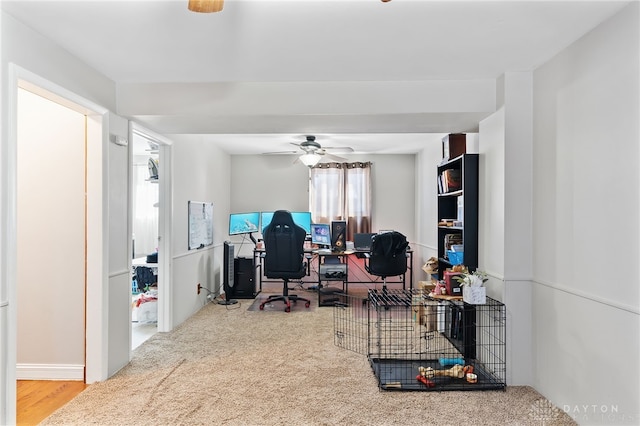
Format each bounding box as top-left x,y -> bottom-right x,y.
17,380 -> 88,425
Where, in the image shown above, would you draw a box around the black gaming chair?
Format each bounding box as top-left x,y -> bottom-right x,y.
259,210 -> 311,312
364,231 -> 409,291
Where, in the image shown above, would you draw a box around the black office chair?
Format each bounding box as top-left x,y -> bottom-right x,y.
364,231 -> 409,292
259,210 -> 311,312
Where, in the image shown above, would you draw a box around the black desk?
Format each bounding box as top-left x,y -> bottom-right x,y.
253,248 -> 414,293
252,248 -> 317,293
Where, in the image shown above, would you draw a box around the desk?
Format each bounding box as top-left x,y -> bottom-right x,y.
316,250 -> 413,290
253,248 -> 414,293
252,248 -> 317,293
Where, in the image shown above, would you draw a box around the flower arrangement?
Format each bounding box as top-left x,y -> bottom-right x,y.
455,270 -> 488,304
454,270 -> 488,288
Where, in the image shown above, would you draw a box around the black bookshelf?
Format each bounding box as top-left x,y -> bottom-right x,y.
436,153 -> 479,279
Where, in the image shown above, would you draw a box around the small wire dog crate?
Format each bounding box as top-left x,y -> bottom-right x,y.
334,289 -> 506,391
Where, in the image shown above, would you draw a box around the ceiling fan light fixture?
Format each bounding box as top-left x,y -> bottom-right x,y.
188,0 -> 224,13
299,153 -> 321,167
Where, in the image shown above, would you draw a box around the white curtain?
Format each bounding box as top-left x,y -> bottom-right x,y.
309,162 -> 371,240
133,161 -> 158,257
309,163 -> 345,223
345,162 -> 372,238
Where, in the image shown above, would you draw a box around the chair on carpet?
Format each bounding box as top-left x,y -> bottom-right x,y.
364,231 -> 409,292
259,210 -> 311,312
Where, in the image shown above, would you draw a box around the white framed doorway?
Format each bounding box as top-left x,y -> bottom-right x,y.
3,64 -> 108,424
129,123 -> 173,335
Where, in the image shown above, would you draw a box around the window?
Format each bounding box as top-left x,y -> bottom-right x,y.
309,162 -> 371,240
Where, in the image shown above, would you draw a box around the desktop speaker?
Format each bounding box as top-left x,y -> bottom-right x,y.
331,220 -> 347,252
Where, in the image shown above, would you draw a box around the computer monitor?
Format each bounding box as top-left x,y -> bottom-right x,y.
228,212 -> 260,236
310,223 -> 331,247
260,211 -> 312,235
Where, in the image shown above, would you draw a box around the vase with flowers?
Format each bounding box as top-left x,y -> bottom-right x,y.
455,270 -> 488,304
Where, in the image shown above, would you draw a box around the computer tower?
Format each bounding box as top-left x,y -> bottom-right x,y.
331,220 -> 347,252
233,257 -> 256,299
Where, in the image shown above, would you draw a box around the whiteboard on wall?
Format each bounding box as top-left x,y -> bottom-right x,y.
188,201 -> 214,250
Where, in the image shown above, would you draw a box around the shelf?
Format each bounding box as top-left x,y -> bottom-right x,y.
438,190 -> 463,197
436,150 -> 478,280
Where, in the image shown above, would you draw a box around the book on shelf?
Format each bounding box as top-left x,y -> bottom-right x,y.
441,169 -> 461,192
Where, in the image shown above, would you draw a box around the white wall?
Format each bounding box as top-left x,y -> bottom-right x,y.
229,153 -> 417,257
169,135 -> 231,327
414,135 -> 447,282
531,3 -> 639,422
106,112 -> 131,377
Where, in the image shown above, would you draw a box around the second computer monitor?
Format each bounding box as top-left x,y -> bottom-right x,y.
310,223 -> 331,247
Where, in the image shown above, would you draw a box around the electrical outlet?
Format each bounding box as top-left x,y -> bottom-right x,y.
197,283 -> 201,294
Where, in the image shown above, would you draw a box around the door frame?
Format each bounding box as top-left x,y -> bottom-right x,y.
3,63 -> 108,423
129,122 -> 173,333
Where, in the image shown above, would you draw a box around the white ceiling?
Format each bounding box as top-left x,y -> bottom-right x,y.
2,0 -> 630,155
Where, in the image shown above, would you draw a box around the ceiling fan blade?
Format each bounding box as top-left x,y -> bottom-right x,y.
322,152 -> 349,162
262,150 -> 299,155
323,146 -> 355,153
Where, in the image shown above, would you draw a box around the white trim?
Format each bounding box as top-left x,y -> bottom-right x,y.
109,269 -> 131,279
482,269 -> 639,315
173,244 -> 216,260
411,242 -> 437,251
534,279 -> 639,315
16,364 -> 85,381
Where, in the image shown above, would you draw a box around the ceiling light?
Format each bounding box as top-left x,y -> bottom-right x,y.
299,153 -> 321,167
188,0 -> 224,13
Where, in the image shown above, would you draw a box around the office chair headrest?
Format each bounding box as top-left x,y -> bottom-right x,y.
270,210 -> 295,226
373,231 -> 408,258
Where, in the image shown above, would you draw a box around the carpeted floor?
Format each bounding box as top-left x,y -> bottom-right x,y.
42,290 -> 576,425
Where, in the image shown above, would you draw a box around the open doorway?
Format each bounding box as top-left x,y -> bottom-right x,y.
129,123 -> 173,346
131,131 -> 160,348
16,86 -> 87,378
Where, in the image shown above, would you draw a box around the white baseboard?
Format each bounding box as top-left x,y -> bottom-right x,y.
17,363 -> 84,381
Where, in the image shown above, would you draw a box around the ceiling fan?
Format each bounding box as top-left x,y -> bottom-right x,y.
263,135 -> 354,167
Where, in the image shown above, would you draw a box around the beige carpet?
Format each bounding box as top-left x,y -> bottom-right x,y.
43,290 -> 575,425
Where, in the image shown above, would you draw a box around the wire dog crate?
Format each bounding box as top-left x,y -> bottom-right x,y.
334,289 -> 506,391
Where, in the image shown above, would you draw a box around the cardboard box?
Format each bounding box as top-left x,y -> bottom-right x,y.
442,133 -> 467,160
442,133 -> 479,161
418,280 -> 436,293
